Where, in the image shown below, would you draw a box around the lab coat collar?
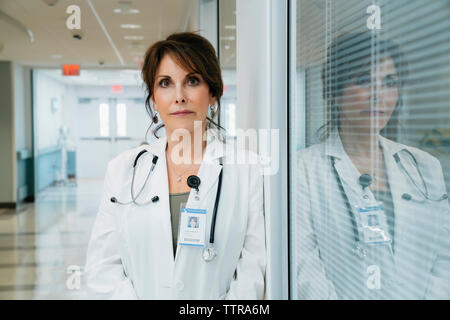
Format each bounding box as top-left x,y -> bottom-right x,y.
143,128 -> 225,163
323,130 -> 406,160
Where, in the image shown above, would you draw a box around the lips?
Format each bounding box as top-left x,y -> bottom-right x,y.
170,110 -> 194,116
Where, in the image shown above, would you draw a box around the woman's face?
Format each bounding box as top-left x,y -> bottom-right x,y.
336,56 -> 399,133
152,54 -> 216,136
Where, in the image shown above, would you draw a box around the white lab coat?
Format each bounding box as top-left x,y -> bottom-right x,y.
84,132 -> 266,299
295,131 -> 450,299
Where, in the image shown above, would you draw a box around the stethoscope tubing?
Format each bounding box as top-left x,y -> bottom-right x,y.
330,148 -> 447,246
113,149 -> 223,247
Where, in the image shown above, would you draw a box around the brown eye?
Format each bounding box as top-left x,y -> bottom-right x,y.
187,76 -> 200,86
159,78 -> 170,88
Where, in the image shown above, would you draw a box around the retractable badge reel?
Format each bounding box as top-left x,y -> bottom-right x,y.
357,175 -> 391,247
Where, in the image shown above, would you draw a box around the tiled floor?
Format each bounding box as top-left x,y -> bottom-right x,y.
0,179 -> 102,299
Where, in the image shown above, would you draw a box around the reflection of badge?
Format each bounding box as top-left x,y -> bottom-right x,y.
178,208 -> 206,247
358,202 -> 391,245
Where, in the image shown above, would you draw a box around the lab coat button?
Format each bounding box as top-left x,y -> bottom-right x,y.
175,281 -> 184,291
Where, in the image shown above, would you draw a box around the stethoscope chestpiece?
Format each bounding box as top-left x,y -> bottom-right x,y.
202,244 -> 217,262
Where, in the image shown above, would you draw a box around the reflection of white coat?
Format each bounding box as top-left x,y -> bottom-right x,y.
295,131 -> 450,299
84,133 -> 266,299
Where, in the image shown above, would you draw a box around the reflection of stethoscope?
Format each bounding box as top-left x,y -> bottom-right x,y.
330,148 -> 448,258
393,149 -> 448,202
110,149 -> 223,262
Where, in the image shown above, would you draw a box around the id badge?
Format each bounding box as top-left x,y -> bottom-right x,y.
178,208 -> 207,247
358,202 -> 391,245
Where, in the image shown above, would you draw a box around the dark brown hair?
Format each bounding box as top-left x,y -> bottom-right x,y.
319,31 -> 409,142
141,32 -> 224,137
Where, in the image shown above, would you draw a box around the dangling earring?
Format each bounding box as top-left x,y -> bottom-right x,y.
209,104 -> 217,115
153,108 -> 159,124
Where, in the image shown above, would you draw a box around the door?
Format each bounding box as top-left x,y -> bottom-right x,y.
76,97 -> 150,179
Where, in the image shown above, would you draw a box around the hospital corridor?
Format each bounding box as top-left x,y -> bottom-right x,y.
1,0 -> 450,303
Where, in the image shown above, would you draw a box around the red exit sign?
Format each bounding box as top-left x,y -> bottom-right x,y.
62,64 -> 80,76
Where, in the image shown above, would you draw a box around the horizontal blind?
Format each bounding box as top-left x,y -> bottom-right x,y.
290,0 -> 450,299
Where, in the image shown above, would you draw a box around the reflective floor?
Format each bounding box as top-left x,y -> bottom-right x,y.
0,179 -> 101,299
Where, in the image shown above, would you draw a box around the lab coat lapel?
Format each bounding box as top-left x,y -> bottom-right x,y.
380,137 -> 438,268
186,131 -> 225,208
148,136 -> 178,264
324,131 -> 363,200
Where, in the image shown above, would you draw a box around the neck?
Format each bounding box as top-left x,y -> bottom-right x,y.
338,124 -> 381,160
166,124 -> 207,165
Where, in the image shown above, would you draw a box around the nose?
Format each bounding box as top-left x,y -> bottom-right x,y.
371,75 -> 383,106
175,85 -> 187,104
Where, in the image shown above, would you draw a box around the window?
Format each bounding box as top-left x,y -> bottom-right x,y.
290,0 -> 450,299
116,103 -> 127,137
99,103 -> 109,137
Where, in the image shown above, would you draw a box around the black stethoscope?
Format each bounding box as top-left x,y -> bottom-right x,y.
331,148 -> 448,258
110,149 -> 223,262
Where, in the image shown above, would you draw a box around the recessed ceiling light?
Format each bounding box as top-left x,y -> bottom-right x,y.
128,43 -> 145,49
51,54 -> 63,59
114,1 -> 140,14
220,36 -> 235,41
124,35 -> 144,40
114,8 -> 140,14
120,24 -> 142,29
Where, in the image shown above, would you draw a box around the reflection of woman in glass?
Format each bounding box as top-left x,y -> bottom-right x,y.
295,32 -> 450,299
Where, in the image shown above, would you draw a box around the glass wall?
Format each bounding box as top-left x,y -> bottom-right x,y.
218,0 -> 237,136
290,0 -> 450,299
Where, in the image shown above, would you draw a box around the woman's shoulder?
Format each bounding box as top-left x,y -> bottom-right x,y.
295,142 -> 328,163
380,136 -> 442,168
107,144 -> 149,173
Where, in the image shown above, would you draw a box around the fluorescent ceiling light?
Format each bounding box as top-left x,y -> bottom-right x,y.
114,8 -> 140,14
114,1 -> 139,14
128,43 -> 145,49
220,36 -> 235,41
124,35 -> 144,40
224,25 -> 236,30
120,24 -> 142,29
51,54 -> 63,59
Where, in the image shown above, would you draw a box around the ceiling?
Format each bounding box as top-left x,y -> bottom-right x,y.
0,0 -> 201,69
37,68 -> 143,86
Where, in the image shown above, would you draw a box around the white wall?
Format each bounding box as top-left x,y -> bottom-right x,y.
13,63 -> 32,152
0,61 -> 15,203
33,71 -> 66,151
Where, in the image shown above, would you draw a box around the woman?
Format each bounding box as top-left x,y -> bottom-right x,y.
84,32 -> 266,299
295,32 -> 450,299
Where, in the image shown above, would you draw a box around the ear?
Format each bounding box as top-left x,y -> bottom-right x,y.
209,94 -> 216,106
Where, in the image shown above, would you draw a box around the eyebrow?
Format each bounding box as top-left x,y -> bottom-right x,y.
156,72 -> 201,79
